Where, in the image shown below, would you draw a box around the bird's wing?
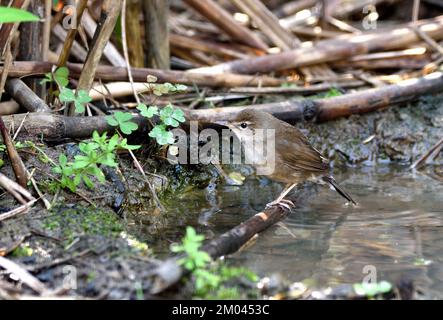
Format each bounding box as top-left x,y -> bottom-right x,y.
277,131 -> 329,173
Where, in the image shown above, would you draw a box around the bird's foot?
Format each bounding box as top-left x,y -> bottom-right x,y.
265,199 -> 294,211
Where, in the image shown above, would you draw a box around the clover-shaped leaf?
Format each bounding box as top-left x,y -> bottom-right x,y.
159,104 -> 185,128
137,103 -> 158,118
148,125 -> 174,145
54,67 -> 69,87
74,90 -> 92,113
106,111 -> 138,135
59,87 -> 76,102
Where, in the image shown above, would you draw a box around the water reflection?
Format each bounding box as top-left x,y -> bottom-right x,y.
215,165 -> 443,298
133,164 -> 443,298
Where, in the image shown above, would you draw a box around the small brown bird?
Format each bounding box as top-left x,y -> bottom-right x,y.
220,109 -> 356,208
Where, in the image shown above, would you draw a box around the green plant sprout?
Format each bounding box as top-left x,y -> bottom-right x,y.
106,111 -> 139,135
52,131 -> 139,192
137,103 -> 185,145
171,227 -> 258,298
40,66 -> 69,88
59,88 -> 92,114
150,82 -> 187,96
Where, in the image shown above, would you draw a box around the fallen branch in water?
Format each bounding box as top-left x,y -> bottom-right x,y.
410,137 -> 443,170
150,203 -> 290,294
186,72 -> 443,122
149,187 -> 316,294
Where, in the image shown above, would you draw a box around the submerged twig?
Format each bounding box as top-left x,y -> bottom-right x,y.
410,138 -> 443,170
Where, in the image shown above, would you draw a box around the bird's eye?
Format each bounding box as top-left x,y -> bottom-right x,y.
240,122 -> 248,129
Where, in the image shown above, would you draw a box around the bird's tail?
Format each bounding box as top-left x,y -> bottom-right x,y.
322,176 -> 357,205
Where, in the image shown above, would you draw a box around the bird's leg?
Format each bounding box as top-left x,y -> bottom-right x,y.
266,183 -> 298,210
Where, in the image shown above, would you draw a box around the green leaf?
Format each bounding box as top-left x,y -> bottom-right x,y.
0,7 -> 40,24
82,175 -> 94,189
107,134 -> 120,151
162,117 -> 179,128
106,115 -> 119,127
114,111 -> 131,122
74,101 -> 85,113
120,121 -> 139,135
172,108 -> 185,123
54,67 -> 69,87
40,73 -> 53,85
137,104 -> 158,118
107,112 -> 138,135
59,154 -> 68,166
59,88 -> 76,102
76,90 -> 92,104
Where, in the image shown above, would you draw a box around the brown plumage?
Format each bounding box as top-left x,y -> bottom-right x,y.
226,109 -> 356,205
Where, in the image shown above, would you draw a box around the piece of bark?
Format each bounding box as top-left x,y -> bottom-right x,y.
3,61 -> 285,87
126,0 -> 144,67
190,15 -> 443,75
143,0 -> 170,69
183,0 -> 268,51
4,79 -> 51,113
186,71 -> 443,122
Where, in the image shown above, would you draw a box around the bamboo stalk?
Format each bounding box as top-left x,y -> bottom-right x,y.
190,15 -> 443,75
186,71 -> 443,122
3,61 -> 285,87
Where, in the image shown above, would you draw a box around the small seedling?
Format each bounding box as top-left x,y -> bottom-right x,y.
52,131 -> 139,192
59,88 -> 92,113
150,82 -> 187,96
106,111 -> 139,135
40,66 -> 69,88
171,227 -> 258,298
137,103 -> 185,145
